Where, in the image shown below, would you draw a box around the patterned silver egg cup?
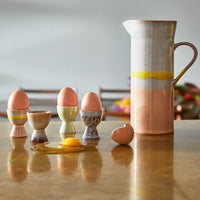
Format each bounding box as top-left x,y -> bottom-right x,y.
80,110 -> 102,139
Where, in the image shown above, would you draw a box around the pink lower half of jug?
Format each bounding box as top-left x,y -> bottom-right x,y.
131,87 -> 174,134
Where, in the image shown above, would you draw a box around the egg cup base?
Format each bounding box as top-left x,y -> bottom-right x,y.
31,130 -> 48,144
10,125 -> 27,138
59,121 -> 76,135
83,138 -> 100,146
83,126 -> 100,140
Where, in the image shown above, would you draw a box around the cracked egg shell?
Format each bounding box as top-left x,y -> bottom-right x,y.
111,124 -> 134,145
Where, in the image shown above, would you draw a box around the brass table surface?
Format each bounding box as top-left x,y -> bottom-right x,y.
0,120 -> 200,200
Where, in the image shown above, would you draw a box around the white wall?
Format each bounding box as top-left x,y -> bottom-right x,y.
0,0 -> 199,101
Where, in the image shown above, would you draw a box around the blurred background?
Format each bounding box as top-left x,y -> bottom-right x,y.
0,0 -> 199,101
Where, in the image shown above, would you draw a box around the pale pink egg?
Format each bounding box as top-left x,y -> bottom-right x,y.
57,87 -> 78,107
111,124 -> 134,145
8,90 -> 29,111
81,92 -> 102,111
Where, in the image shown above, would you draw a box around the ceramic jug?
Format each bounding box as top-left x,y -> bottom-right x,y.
123,20 -> 198,134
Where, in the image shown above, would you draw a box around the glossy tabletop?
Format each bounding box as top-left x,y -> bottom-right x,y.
0,120 -> 200,200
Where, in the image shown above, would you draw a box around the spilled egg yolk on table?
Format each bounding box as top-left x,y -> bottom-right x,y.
31,137 -> 96,154
61,138 -> 82,147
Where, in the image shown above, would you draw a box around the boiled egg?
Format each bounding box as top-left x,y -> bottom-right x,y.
81,92 -> 102,111
57,87 -> 78,107
8,90 -> 29,111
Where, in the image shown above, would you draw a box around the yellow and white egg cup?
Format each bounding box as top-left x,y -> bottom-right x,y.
7,109 -> 29,138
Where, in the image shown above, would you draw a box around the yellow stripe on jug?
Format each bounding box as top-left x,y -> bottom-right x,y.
131,71 -> 174,80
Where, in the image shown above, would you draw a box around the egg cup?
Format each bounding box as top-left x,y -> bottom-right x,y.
7,109 -> 29,138
27,111 -> 51,144
57,106 -> 79,136
80,110 -> 102,139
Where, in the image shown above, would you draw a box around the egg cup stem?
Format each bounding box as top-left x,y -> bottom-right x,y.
83,126 -> 100,139
59,121 -> 76,135
31,130 -> 48,144
10,125 -> 27,138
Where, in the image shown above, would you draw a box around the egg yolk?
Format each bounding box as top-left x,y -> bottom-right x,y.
61,138 -> 82,147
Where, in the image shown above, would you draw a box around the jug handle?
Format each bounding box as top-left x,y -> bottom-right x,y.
172,42 -> 198,86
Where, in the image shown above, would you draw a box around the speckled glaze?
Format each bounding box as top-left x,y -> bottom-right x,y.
123,20 -> 198,134
80,110 -> 102,139
7,109 -> 29,137
27,111 -> 51,143
57,106 -> 79,136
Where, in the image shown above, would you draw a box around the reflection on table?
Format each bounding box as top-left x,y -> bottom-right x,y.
134,134 -> 174,199
7,137 -> 29,182
1,121 -> 200,199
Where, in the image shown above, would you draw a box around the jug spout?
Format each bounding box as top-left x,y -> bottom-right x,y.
123,20 -> 133,35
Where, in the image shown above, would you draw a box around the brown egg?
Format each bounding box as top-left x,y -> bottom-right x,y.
57,87 -> 78,107
8,90 -> 29,111
81,92 -> 102,111
111,124 -> 134,145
